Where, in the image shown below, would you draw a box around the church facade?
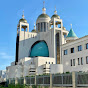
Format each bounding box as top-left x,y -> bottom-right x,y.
6,4 -> 88,79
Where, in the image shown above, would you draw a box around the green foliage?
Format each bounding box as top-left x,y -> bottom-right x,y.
32,85 -> 37,88
0,85 -> 4,88
37,85 -> 41,88
39,73 -> 50,76
0,84 -> 49,88
0,84 -> 26,88
65,71 -> 70,74
26,75 -> 35,77
44,86 -> 48,88
43,73 -> 50,76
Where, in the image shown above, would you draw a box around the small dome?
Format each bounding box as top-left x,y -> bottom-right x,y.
19,18 -> 27,23
30,41 -> 49,57
31,29 -> 36,33
51,14 -> 60,19
37,14 -> 50,19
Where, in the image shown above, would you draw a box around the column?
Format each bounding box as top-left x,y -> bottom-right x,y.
20,23 -> 22,31
45,22 -> 47,32
40,23 -> 41,32
42,23 -> 44,32
35,75 -> 36,85
72,72 -> 77,88
15,77 -> 18,85
24,77 -> 26,85
50,74 -> 53,88
9,79 -> 11,84
27,24 -> 29,32
53,18 -> 56,63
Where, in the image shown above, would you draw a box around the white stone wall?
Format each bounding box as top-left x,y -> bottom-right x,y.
62,36 -> 88,72
50,64 -> 63,74
18,32 -> 39,60
6,65 -> 23,79
6,18 -> 69,79
18,18 -> 68,64
23,57 -> 33,77
18,29 -> 55,62
35,57 -> 55,75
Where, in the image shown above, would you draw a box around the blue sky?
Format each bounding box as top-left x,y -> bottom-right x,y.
0,0 -> 88,70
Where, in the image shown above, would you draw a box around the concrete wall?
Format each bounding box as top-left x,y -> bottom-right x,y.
62,36 -> 88,72
50,64 -> 63,74
6,65 -> 23,79
6,57 -> 64,78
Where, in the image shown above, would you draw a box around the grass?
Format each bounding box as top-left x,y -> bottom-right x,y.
0,84 -> 49,88
0,84 -> 26,88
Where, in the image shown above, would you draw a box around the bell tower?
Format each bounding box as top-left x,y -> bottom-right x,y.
15,11 -> 29,65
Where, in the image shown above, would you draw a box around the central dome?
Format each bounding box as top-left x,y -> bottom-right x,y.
30,41 -> 49,57
37,14 -> 50,19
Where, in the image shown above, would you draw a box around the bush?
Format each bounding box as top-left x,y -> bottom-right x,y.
0,84 -> 26,88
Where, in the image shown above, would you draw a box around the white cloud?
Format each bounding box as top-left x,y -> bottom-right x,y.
0,52 -> 14,59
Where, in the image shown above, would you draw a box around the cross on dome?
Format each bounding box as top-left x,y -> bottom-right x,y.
34,22 -> 35,29
70,24 -> 72,29
54,6 -> 57,14
43,1 -> 45,8
22,10 -> 25,19
42,1 -> 46,14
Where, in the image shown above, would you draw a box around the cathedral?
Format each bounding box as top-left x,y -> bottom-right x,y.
6,3 -> 88,79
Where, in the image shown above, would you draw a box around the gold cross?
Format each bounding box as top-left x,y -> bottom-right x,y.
22,10 -> 25,19
43,1 -> 45,8
70,24 -> 72,28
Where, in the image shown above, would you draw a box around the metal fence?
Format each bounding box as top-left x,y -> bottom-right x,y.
37,75 -> 50,86
8,72 -> 88,87
77,72 -> 88,87
25,76 -> 35,85
52,73 -> 72,87
18,77 -> 24,85
10,78 -> 15,84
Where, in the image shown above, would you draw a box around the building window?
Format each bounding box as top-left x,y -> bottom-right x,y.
86,56 -> 88,64
41,23 -> 43,32
73,59 -> 75,66
86,43 -> 88,49
38,23 -> 40,32
44,22 -> 46,32
64,35 -> 66,38
64,49 -> 68,55
71,59 -> 72,66
81,57 -> 83,65
78,45 -> 82,51
71,48 -> 74,53
78,58 -> 80,65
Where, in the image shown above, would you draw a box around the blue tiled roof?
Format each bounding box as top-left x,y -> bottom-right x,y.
67,28 -> 77,38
